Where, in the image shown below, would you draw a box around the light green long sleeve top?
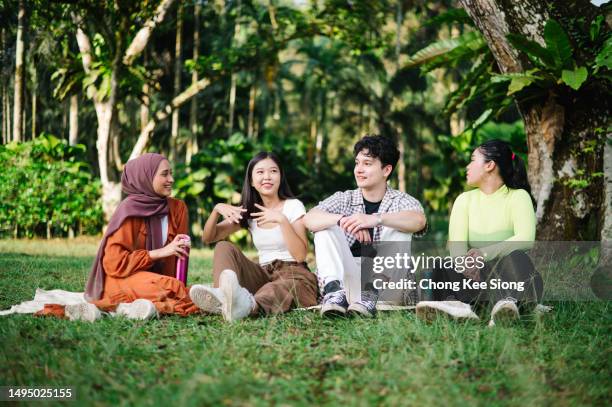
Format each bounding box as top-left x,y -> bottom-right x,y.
448,185 -> 536,260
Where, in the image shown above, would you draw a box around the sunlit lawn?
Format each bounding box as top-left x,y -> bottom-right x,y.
0,238 -> 610,406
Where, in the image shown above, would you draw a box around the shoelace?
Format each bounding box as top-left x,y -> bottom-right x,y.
324,290 -> 346,305
360,291 -> 378,304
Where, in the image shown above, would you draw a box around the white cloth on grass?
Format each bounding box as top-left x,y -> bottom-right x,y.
0,288 -> 86,316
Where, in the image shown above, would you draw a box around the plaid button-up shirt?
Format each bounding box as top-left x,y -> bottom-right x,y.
315,186 -> 427,248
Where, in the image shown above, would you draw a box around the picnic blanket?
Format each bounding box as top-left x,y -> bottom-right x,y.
0,288 -> 87,316
1,288 -> 416,316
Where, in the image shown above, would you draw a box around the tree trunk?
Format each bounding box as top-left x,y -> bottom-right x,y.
1,83 -> 4,145
187,1 -> 201,164
397,129 -> 406,192
74,0 -> 175,221
94,100 -> 122,220
30,62 -> 36,139
228,73 -> 237,137
139,50 -> 150,135
459,0 -> 610,242
111,130 -> 123,172
69,94 -> 78,145
122,0 -> 176,65
1,27 -> 5,144
600,139 -> 612,267
140,82 -> 150,133
227,0 -> 241,137
170,1 -> 183,163
62,98 -> 67,136
394,1 -> 406,192
75,24 -> 119,221
4,85 -> 10,145
308,119 -> 316,164
314,93 -> 326,171
247,84 -> 256,138
12,0 -> 25,143
2,81 -> 6,145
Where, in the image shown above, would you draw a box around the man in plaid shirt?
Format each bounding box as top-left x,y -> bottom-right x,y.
303,135 -> 427,318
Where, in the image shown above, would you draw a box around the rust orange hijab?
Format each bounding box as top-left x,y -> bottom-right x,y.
84,153 -> 169,301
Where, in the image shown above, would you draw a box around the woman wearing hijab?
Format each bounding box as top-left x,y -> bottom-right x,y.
66,153 -> 200,321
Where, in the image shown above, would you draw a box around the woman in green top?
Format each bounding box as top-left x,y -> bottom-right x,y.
418,139 -> 543,325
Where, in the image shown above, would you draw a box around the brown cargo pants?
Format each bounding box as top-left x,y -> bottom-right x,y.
212,241 -> 319,315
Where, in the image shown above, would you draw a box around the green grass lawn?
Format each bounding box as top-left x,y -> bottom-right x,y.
0,239 -> 610,406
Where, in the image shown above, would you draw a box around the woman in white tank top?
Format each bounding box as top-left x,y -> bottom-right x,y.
190,152 -> 318,322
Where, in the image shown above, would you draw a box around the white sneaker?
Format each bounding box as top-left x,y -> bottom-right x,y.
415,301 -> 479,322
488,298 -> 519,327
190,285 -> 225,314
115,299 -> 158,320
219,269 -> 255,322
65,302 -> 102,322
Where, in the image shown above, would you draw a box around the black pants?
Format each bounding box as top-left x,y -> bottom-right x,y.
431,250 -> 543,304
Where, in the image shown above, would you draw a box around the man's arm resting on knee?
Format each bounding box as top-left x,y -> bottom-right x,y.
381,210 -> 426,234
303,208 -> 344,232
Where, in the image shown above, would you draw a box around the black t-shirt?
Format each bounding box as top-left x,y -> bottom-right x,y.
349,197 -> 381,257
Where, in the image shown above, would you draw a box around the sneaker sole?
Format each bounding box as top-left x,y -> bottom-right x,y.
116,299 -> 158,320
190,286 -> 223,314
415,304 -> 478,322
219,270 -> 237,322
65,303 -> 100,322
492,306 -> 519,325
347,303 -> 375,318
129,299 -> 158,320
320,303 -> 347,318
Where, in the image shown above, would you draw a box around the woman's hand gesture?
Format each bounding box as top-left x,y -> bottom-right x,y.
251,203 -> 287,227
215,203 -> 247,224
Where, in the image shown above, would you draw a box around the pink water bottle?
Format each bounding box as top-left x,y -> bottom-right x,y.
175,236 -> 190,285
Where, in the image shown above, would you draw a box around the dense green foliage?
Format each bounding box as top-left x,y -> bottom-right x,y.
407,12 -> 611,130
2,0 -> 531,241
1,1 -> 610,241
0,135 -> 103,238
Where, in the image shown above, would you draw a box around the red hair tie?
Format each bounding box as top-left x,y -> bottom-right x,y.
511,153 -> 516,161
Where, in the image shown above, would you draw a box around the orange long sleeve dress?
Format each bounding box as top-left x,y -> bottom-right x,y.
91,197 -> 200,316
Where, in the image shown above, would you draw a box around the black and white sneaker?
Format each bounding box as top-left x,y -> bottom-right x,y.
347,290 -> 378,318
320,280 -> 348,317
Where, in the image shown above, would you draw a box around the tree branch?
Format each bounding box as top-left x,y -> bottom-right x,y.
129,77 -> 210,160
123,0 -> 176,66
458,0 -> 522,74
75,27 -> 93,74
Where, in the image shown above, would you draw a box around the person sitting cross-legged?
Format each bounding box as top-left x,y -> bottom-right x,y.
303,135 -> 427,318
190,152 -> 318,322
416,139 -> 544,326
